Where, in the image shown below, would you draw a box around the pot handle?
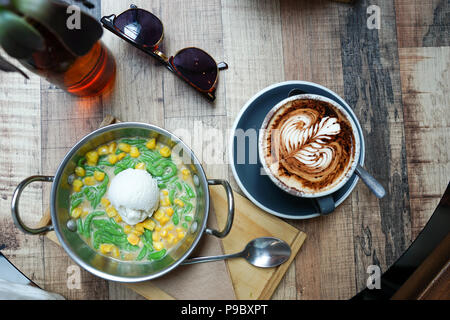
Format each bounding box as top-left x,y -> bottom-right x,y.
205,179 -> 235,238
11,175 -> 54,235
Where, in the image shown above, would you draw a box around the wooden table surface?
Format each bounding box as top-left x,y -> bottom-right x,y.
0,0 -> 448,300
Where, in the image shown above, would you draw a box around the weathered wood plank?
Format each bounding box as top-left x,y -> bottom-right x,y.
280,0 -> 356,300
221,0 -> 285,121
156,0 -> 227,178
271,263 -> 297,300
40,90 -> 108,300
38,0 -> 109,299
160,0 -> 227,117
100,0 -> 169,300
157,0 -> 233,297
338,0 -> 411,294
141,2 -> 234,301
221,0 -> 295,300
280,0 -> 345,93
395,0 -> 450,48
0,65 -> 44,286
101,1 -> 164,125
165,116 -> 229,180
399,46 -> 450,238
220,0 -> 285,196
108,282 -> 147,300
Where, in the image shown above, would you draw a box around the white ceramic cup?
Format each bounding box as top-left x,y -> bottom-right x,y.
258,93 -> 361,214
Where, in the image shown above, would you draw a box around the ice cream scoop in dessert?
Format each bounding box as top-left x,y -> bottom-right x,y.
107,168 -> 160,225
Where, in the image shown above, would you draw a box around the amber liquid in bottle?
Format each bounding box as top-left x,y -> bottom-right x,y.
20,19 -> 116,97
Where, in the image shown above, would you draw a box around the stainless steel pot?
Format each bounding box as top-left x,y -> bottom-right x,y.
11,122 -> 234,282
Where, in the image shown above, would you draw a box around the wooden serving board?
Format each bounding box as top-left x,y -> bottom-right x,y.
210,188 -> 307,300
43,116 -> 306,300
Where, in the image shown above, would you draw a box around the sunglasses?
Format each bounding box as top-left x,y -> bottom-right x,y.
101,4 -> 228,101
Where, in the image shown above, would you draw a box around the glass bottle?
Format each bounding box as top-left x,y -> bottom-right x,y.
19,17 -> 116,97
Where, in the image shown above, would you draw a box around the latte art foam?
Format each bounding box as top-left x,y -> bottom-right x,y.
280,114 -> 340,171
262,98 -> 356,195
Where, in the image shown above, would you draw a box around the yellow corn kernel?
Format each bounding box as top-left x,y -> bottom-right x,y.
154,209 -> 164,221
118,142 -> 131,153
162,190 -> 169,196
107,142 -> 117,154
83,176 -> 96,186
117,152 -> 126,160
160,196 -> 170,207
86,151 -> 99,166
177,231 -> 185,239
132,228 -> 143,237
124,225 -> 132,234
81,210 -> 89,218
174,199 -> 184,207
167,233 -> 175,244
181,169 -> 190,180
94,170 -> 105,182
106,206 -> 118,218
101,197 -> 110,208
71,207 -> 82,219
97,145 -> 109,156
160,229 -> 168,238
153,241 -> 164,251
111,246 -> 120,258
155,226 -> 161,232
172,238 -> 179,245
135,162 -> 145,170
159,146 -> 171,158
152,231 -> 160,242
167,224 -> 174,231
143,219 -> 156,231
135,222 -> 145,233
165,207 -> 174,217
146,138 -> 156,149
75,166 -> 85,177
108,154 -> 118,165
176,227 -> 183,233
160,215 -> 170,226
130,146 -> 140,158
100,244 -> 113,254
73,179 -> 83,192
114,215 -> 122,223
127,233 -> 140,246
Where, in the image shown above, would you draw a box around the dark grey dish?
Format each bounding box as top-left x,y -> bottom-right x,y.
229,81 -> 365,219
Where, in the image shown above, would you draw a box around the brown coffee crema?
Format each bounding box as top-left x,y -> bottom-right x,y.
262,99 -> 355,194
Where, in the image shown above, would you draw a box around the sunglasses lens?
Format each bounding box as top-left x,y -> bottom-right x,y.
114,9 -> 163,47
172,48 -> 218,91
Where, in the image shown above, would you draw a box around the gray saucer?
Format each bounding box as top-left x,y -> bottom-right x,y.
229,81 -> 365,219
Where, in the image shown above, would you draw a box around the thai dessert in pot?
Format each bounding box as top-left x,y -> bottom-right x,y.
68,137 -> 197,262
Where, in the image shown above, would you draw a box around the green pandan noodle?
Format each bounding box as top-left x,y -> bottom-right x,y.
69,137 -> 197,262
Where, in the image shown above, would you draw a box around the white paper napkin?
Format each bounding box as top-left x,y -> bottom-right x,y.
0,279 -> 65,300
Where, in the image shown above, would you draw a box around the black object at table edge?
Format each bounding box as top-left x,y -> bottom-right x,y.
352,182 -> 450,300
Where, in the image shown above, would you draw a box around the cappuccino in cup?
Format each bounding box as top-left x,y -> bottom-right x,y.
259,94 -> 360,198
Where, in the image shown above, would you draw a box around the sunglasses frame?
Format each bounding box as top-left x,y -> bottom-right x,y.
100,5 -> 228,101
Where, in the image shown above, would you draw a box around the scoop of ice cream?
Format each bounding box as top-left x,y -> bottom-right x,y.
107,168 -> 160,225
